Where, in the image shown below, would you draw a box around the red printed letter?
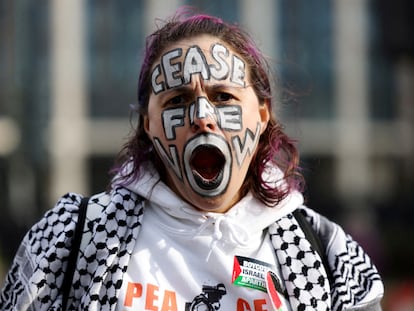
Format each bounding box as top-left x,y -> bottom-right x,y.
237,298 -> 252,311
145,283 -> 159,311
254,299 -> 268,311
161,290 -> 178,311
124,282 -> 143,307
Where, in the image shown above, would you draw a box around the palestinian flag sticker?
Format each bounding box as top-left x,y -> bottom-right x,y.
232,256 -> 275,292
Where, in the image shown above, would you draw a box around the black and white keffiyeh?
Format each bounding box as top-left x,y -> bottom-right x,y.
0,187 -> 144,311
269,213 -> 331,310
269,208 -> 383,310
0,187 -> 383,310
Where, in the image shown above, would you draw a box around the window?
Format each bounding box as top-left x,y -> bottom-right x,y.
368,1 -> 397,120
185,0 -> 240,23
86,0 -> 145,117
277,0 -> 334,119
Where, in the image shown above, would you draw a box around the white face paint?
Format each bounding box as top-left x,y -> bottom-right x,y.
190,97 -> 219,126
162,97 -> 242,142
232,123 -> 262,167
162,48 -> 183,89
150,41 -> 246,94
162,107 -> 185,140
183,46 -> 210,84
145,35 -> 269,213
210,43 -> 230,80
153,138 -> 183,181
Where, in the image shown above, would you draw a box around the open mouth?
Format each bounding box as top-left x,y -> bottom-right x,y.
190,145 -> 225,190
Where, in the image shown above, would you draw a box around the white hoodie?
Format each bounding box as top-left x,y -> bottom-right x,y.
115,165 -> 303,311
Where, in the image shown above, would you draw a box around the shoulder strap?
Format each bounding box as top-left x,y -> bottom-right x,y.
293,209 -> 334,286
61,196 -> 89,310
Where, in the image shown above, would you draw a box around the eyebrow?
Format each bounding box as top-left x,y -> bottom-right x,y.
208,83 -> 245,92
155,81 -> 247,105
156,85 -> 194,101
163,82 -> 244,95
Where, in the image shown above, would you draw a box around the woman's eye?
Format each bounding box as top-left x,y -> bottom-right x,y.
214,92 -> 234,103
165,95 -> 186,106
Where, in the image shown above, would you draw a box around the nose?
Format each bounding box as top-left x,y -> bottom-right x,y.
191,115 -> 217,133
190,97 -> 219,133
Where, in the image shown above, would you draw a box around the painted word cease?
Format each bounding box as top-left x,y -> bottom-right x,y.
151,43 -> 246,94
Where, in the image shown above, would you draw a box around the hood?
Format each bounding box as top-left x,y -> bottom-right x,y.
117,162 -> 304,256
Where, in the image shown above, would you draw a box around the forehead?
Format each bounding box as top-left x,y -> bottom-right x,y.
150,35 -> 249,94
162,34 -> 229,55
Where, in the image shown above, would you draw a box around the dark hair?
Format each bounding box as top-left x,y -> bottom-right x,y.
112,8 -> 304,207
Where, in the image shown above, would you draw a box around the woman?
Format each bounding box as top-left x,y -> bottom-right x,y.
0,11 -> 383,311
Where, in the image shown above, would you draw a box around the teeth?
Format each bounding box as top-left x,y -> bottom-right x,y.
191,167 -> 224,191
192,168 -> 218,181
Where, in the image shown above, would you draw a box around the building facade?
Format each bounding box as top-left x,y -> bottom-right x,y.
1,0 -> 413,303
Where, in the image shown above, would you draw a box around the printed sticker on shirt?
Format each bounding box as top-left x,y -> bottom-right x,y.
232,255 -> 275,292
266,271 -> 285,311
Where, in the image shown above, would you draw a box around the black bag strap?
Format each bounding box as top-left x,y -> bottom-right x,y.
293,209 -> 334,286
61,196 -> 89,310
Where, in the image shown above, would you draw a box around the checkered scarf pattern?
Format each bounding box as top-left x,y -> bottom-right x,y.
269,208 -> 383,310
0,187 -> 383,310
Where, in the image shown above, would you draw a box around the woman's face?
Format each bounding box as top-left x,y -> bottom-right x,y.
144,35 -> 269,213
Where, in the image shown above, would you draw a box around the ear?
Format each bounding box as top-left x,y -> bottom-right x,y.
259,99 -> 270,134
143,115 -> 150,135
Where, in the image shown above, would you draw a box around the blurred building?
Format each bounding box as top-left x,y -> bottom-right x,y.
1,0 -> 413,303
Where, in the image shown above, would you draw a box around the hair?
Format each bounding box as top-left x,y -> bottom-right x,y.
111,8 -> 304,207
